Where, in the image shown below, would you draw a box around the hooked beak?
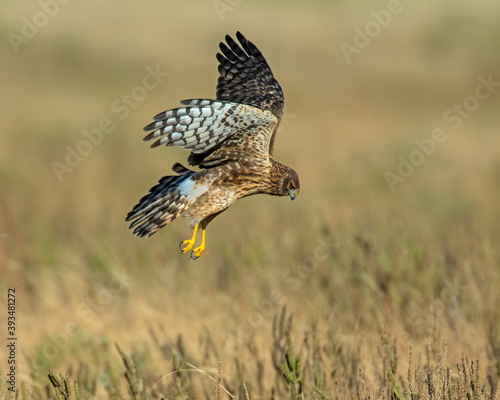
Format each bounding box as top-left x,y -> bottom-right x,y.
289,188 -> 298,201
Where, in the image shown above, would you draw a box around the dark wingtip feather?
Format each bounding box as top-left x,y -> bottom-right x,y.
220,42 -> 240,62
224,35 -> 237,50
171,162 -> 192,175
150,139 -> 162,148
219,42 -> 229,54
143,120 -> 157,133
235,31 -> 245,42
216,31 -> 284,116
152,111 -> 168,122
216,52 -> 225,64
143,131 -> 156,142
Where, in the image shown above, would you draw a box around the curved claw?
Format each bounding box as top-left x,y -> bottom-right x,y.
188,226 -> 206,261
189,245 -> 205,261
189,250 -> 198,261
179,239 -> 195,254
178,224 -> 198,254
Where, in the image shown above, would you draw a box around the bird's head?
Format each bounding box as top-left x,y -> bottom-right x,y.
269,161 -> 300,199
281,167 -> 300,200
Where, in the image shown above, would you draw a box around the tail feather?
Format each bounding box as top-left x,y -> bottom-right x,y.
125,164 -> 202,238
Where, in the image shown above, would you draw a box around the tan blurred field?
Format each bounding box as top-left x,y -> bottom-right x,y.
1,0 -> 500,398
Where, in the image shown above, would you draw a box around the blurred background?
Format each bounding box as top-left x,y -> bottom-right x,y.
1,0 -> 500,397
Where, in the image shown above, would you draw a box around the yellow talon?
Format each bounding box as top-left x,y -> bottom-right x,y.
179,224 -> 198,254
189,226 -> 206,261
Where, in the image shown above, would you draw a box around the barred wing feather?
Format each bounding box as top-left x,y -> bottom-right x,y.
143,99 -> 277,161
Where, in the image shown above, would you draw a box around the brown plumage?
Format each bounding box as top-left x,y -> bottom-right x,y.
126,32 -> 300,260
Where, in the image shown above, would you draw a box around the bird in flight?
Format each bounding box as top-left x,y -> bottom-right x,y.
126,32 -> 300,260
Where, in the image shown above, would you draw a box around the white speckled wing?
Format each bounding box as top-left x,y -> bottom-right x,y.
143,99 -> 277,156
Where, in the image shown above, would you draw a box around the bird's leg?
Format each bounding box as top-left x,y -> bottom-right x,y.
179,224 -> 198,254
189,226 -> 206,261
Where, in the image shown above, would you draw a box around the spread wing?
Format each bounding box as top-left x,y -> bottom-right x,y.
143,32 -> 283,166
144,99 -> 278,168
144,99 -> 245,153
216,31 -> 284,120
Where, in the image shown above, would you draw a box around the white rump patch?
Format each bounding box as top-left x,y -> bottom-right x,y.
178,177 -> 209,201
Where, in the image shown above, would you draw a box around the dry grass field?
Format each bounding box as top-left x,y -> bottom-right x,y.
1,0 -> 500,398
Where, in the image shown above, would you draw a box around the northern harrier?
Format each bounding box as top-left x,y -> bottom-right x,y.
126,32 -> 300,260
